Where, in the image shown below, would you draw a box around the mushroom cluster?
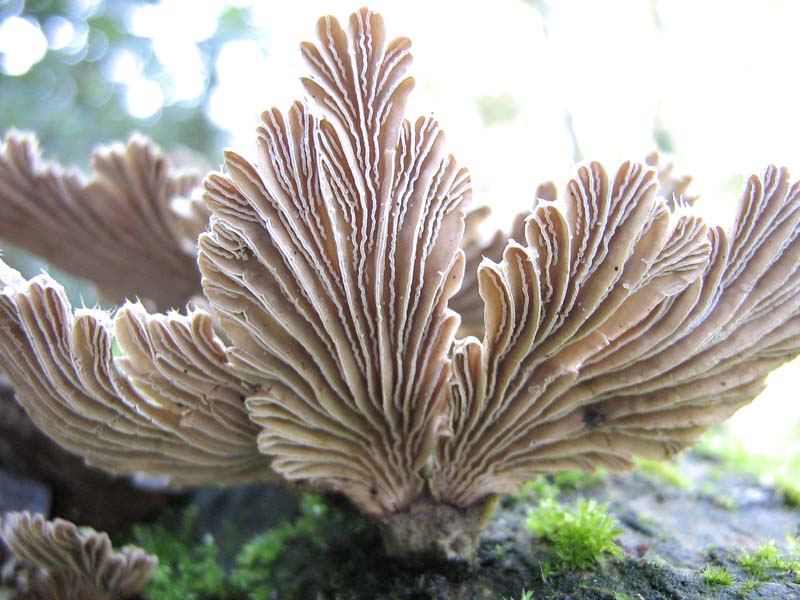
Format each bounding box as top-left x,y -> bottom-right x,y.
1,8 -> 798,562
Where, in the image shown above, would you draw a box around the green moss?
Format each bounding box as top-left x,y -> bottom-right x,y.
503,590 -> 534,600
490,542 -> 511,559
124,495 -> 332,600
230,495 -> 328,598
738,540 -> 800,581
702,564 -> 733,586
737,578 -> 759,598
526,497 -> 623,571
127,505 -> 230,600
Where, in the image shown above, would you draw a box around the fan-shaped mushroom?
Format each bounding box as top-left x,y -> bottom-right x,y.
0,133 -> 206,310
0,8 -> 798,563
0,512 -> 156,600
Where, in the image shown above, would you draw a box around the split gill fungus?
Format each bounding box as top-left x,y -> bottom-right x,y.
0,511 -> 157,600
1,7 -> 800,563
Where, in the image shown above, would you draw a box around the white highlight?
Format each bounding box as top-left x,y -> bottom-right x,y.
0,17 -> 48,76
124,79 -> 164,119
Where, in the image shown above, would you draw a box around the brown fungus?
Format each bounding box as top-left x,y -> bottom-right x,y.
454,155 -> 698,339
0,512 -> 156,600
0,8 -> 799,563
0,132 -> 207,310
0,265 -> 275,485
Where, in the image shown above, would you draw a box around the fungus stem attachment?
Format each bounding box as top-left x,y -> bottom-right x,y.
380,493 -> 499,563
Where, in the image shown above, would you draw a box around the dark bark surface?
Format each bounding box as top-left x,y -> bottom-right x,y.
2,369 -> 798,598
183,452 -> 800,599
0,374 -> 172,531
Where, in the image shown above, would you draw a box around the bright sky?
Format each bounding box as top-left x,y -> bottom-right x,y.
2,0 -> 799,455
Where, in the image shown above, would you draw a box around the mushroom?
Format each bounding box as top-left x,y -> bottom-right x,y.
451,205 -> 524,338
0,264 -> 275,485
1,511 -> 156,600
0,133 -> 207,310
454,156 -> 697,338
0,8 -> 798,563
198,8 -> 470,515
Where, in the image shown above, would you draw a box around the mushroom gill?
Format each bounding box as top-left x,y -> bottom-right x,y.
0,7 -> 798,564
1,512 -> 156,600
0,133 -> 206,310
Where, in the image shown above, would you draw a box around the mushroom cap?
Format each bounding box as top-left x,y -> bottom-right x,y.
0,262 -> 275,485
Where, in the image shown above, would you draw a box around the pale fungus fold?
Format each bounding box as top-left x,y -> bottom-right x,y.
0,512 -> 156,600
0,8 -> 799,562
0,133 -> 207,309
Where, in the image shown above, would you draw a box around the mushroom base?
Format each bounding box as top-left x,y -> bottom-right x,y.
379,493 -> 499,563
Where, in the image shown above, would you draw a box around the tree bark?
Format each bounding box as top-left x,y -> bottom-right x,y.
0,374 -> 172,531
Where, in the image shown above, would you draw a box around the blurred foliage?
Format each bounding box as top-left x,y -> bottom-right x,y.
474,91 -> 520,127
0,0 -> 255,302
634,457 -> 692,490
653,122 -> 675,153
0,0 -> 255,164
693,430 -> 800,509
512,469 -> 606,506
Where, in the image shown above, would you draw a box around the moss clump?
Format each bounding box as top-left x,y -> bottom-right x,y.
738,540 -> 800,582
702,564 -> 733,586
737,579 -> 760,597
230,495 -> 329,598
526,497 -> 623,571
503,590 -> 534,600
127,505 -> 228,600
124,495 -> 334,599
